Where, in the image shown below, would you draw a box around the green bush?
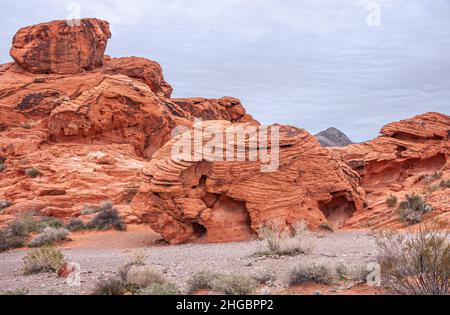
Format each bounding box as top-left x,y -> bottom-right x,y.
386,195 -> 398,208
399,194 -> 433,225
86,202 -> 126,231
28,227 -> 69,248
25,168 -> 41,178
65,218 -> 86,232
287,264 -> 333,286
22,246 -> 65,275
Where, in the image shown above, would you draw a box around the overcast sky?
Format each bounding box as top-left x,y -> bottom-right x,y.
1,0 -> 449,142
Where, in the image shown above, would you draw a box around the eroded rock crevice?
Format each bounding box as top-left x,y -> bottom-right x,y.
319,194 -> 356,228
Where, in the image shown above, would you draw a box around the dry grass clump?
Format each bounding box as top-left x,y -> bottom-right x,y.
287,264 -> 333,286
22,246 -> 65,275
187,271 -> 258,295
256,221 -> 315,257
376,225 -> 450,295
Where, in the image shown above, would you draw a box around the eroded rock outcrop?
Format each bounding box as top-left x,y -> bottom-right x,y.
332,112 -> 450,229
0,19 -> 256,223
132,121 -> 365,244
10,19 -> 111,74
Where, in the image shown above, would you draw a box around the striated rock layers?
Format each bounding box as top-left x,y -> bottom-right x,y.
0,19 -> 255,223
332,112 -> 450,229
132,121 -> 365,244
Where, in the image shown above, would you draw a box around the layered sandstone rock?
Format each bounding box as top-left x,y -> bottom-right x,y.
132,121 -> 365,244
10,19 -> 111,74
0,19 -> 256,223
332,112 -> 450,229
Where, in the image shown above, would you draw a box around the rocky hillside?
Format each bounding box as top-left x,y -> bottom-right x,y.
315,127 -> 354,147
0,19 -> 449,244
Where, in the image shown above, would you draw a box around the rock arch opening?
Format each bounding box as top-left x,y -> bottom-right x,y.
319,195 -> 356,228
200,194 -> 253,243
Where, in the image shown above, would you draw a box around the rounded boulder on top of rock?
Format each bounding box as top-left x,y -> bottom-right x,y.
10,18 -> 111,74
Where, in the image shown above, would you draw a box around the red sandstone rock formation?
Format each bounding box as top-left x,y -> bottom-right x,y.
332,112 -> 450,229
132,121 -> 365,244
1,19 -> 449,242
0,19 -> 255,224
10,19 -> 111,74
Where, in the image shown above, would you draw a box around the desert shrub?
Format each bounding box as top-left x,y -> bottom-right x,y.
126,266 -> 166,289
126,248 -> 147,266
65,218 -> 86,232
25,168 -> 41,178
0,163 -> 6,172
256,221 -> 314,257
22,246 -> 65,275
139,282 -> 180,295
0,200 -> 12,211
95,263 -> 171,295
93,277 -> 129,295
252,269 -> 277,285
287,264 -> 333,286
28,227 -> 69,248
335,263 -> 349,280
40,216 -> 64,229
86,202 -> 126,231
377,226 -> 450,295
440,180 -> 450,189
319,222 -> 334,232
187,271 -> 257,295
0,227 -> 26,252
421,172 -> 443,183
211,274 -> 258,295
386,195 -> 398,208
81,204 -> 101,215
187,271 -> 218,293
21,122 -> 31,129
399,194 -> 433,225
424,185 -> 440,194
0,288 -> 29,295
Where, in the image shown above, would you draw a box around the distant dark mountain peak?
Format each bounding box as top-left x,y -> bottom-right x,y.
315,127 -> 354,147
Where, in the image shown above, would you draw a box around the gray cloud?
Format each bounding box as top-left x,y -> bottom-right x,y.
1,0 -> 449,142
